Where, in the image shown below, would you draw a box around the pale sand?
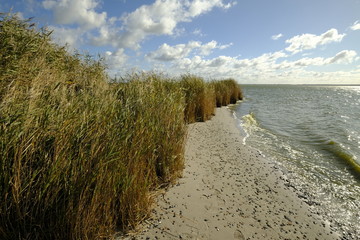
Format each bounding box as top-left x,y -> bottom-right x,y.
123,107 -> 341,240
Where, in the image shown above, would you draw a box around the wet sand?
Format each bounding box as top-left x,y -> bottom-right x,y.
123,107 -> 341,240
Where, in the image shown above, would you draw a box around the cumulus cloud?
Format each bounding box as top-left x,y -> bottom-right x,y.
350,20 -> 360,31
208,56 -> 233,67
276,57 -> 327,69
105,49 -> 128,68
274,50 -> 357,69
163,48 -> 358,83
146,42 -> 197,61
285,28 -> 345,54
42,0 -> 236,55
146,40 -> 232,61
48,26 -> 85,50
187,0 -> 236,17
171,51 -> 288,77
199,40 -> 232,55
328,50 -> 357,64
42,0 -> 107,29
91,0 -> 235,49
198,40 -> 218,55
271,33 -> 283,40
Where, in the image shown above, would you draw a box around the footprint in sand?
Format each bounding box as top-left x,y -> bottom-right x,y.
234,229 -> 245,240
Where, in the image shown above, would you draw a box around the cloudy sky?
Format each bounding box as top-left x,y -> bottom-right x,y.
2,0 -> 360,84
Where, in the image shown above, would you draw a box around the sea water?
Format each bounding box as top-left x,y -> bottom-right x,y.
233,85 -> 360,236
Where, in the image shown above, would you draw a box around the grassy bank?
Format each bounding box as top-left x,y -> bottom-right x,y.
0,14 -> 242,239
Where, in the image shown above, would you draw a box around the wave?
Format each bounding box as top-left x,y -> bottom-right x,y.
241,112 -> 360,175
323,140 -> 360,174
240,112 -> 260,145
242,112 -> 259,127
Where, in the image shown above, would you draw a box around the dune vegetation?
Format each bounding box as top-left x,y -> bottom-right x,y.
0,14 -> 242,239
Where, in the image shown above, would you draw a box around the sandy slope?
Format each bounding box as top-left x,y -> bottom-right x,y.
123,107 -> 341,240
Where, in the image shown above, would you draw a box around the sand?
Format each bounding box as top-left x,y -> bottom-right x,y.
122,107 -> 342,240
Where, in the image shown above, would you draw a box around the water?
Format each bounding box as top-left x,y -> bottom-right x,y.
233,85 -> 360,236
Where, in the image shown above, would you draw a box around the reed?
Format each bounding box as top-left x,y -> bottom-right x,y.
0,14 -> 242,239
212,79 -> 243,107
179,74 -> 215,123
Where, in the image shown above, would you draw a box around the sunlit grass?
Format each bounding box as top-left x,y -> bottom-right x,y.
0,13 -> 243,239
180,74 -> 215,123
211,79 -> 243,107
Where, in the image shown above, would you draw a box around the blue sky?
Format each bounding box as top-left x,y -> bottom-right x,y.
1,0 -> 360,84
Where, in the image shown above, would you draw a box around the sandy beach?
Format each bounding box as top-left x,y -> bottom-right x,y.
123,107 -> 341,240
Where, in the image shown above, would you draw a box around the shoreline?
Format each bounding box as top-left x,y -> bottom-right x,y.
123,107 -> 341,239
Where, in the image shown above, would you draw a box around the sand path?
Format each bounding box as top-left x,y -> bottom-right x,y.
124,107 -> 340,240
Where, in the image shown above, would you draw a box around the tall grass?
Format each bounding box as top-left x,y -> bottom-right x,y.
179,74 -> 215,123
212,79 -> 243,107
0,14 -> 242,239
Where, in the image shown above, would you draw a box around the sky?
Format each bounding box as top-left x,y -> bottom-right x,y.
1,0 -> 360,84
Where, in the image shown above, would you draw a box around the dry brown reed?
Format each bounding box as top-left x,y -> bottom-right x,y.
212,79 -> 243,107
180,74 -> 215,123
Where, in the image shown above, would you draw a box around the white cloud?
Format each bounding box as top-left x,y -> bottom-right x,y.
275,50 -> 357,69
146,42 -> 197,61
276,57 -> 328,69
208,55 -> 233,67
350,20 -> 360,31
193,28 -> 205,36
293,57 -> 327,67
285,28 -> 345,54
171,51 -> 287,77
271,33 -> 283,40
219,42 -> 233,49
42,0 -> 236,60
172,27 -> 186,38
49,26 -> 84,50
231,51 -> 288,70
187,0 -> 236,17
91,24 -> 120,47
199,40 -> 232,55
105,49 -> 128,68
104,49 -> 131,78
328,50 -> 357,64
162,49 -> 358,84
91,0 -> 235,49
42,0 -> 107,29
146,40 -> 232,61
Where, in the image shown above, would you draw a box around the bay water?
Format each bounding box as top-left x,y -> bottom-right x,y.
233,85 -> 360,236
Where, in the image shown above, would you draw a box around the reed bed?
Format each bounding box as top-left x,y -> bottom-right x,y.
0,14 -> 242,239
212,79 -> 243,107
179,74 -> 215,123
